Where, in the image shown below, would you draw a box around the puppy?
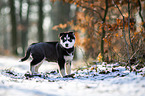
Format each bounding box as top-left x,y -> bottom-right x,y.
20,32 -> 75,77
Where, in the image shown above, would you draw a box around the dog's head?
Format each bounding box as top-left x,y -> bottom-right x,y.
59,32 -> 75,49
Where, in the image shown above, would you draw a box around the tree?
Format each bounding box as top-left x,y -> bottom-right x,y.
50,1 -> 71,40
38,0 -> 44,42
9,0 -> 17,55
19,0 -> 30,56
52,0 -> 145,64
101,0 -> 109,61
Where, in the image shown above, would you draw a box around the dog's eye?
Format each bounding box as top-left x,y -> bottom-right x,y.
69,39 -> 72,42
63,40 -> 66,42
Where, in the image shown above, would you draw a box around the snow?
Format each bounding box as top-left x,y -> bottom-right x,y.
0,56 -> 145,96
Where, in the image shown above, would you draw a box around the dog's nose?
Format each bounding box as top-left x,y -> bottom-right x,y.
65,44 -> 68,47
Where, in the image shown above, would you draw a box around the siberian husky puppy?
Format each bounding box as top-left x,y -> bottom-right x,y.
20,32 -> 75,77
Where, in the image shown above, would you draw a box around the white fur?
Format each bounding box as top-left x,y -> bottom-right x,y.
64,54 -> 73,75
35,62 -> 43,73
60,69 -> 65,77
64,53 -> 73,61
31,66 -> 36,74
65,63 -> 71,75
60,34 -> 75,49
31,59 -> 44,75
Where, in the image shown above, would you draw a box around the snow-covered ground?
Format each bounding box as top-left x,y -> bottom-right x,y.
0,56 -> 145,96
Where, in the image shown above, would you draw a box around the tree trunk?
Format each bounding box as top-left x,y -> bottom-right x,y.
138,0 -> 145,28
128,0 -> 134,53
101,0 -> 108,61
38,0 -> 44,42
19,0 -> 30,56
2,11 -> 8,54
50,1 -> 70,41
143,2 -> 145,21
9,0 -> 17,55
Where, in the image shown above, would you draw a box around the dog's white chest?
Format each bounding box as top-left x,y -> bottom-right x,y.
64,54 -> 73,61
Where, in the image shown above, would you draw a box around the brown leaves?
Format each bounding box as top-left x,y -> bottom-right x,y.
116,17 -> 136,30
52,20 -> 74,30
51,0 -> 145,61
57,24 -> 67,29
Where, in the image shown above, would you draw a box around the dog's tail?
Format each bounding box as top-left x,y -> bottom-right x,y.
20,47 -> 31,62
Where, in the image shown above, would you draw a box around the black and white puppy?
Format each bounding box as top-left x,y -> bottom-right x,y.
20,32 -> 75,77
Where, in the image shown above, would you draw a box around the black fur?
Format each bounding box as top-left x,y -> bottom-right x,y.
21,42 -> 74,66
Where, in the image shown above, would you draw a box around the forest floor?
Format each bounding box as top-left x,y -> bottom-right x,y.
0,56 -> 145,96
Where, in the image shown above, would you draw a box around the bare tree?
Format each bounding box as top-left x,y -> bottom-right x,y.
9,0 -> 17,55
101,0 -> 109,61
38,0 -> 44,42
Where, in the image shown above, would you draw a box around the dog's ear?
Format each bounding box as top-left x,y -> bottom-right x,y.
69,31 -> 75,37
69,32 -> 75,37
59,33 -> 64,37
69,31 -> 74,34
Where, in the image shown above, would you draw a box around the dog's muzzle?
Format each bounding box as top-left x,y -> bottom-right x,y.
65,43 -> 68,47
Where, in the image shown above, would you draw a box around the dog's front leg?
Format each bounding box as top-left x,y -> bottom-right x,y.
66,61 -> 71,75
58,58 -> 65,77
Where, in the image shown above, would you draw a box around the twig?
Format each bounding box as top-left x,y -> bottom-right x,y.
130,39 -> 143,60
110,47 -> 127,61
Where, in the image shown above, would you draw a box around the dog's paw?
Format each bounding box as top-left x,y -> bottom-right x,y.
63,73 -> 75,78
24,72 -> 42,78
19,59 -> 23,62
24,72 -> 33,78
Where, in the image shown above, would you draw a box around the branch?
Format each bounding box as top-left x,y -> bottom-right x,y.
95,5 -> 105,10
128,0 -> 134,53
113,3 -> 124,17
102,0 -> 108,22
130,41 -> 142,60
138,0 -> 144,23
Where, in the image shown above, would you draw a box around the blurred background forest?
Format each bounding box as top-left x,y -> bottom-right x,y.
0,0 -> 145,65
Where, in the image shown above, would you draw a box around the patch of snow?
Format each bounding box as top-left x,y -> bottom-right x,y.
0,56 -> 145,96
